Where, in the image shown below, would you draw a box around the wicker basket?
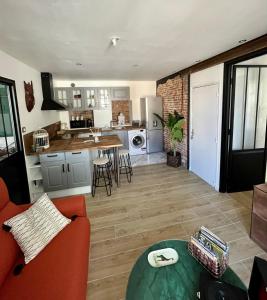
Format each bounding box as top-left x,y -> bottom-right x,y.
167,151 -> 181,168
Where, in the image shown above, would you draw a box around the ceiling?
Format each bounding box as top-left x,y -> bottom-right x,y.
0,0 -> 267,80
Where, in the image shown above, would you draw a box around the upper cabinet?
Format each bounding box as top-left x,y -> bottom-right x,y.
54,87 -> 71,108
70,88 -> 83,110
83,88 -> 97,109
54,86 -> 130,111
112,87 -> 130,100
97,88 -> 111,110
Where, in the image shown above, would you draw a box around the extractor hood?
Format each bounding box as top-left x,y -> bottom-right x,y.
41,72 -> 66,110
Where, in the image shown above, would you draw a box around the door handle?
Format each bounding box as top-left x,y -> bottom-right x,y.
48,154 -> 58,158
62,164 -> 65,173
190,129 -> 194,140
72,152 -> 82,155
67,163 -> 70,172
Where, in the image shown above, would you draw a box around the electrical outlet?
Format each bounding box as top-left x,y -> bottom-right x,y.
22,126 -> 26,133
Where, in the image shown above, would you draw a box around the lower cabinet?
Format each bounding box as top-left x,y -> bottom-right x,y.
40,151 -> 90,192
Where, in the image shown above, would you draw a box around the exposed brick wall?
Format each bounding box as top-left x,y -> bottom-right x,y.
157,74 -> 189,166
112,100 -> 131,123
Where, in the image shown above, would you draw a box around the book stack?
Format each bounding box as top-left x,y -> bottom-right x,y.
188,226 -> 229,278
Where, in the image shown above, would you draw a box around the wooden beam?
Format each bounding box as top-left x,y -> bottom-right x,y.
157,34 -> 267,86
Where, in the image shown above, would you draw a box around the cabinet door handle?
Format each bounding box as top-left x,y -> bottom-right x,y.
62,164 -> 65,173
72,152 -> 82,155
67,163 -> 70,172
48,154 -> 58,158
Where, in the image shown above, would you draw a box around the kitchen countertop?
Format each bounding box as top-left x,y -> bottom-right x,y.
57,126 -> 145,135
29,135 -> 123,155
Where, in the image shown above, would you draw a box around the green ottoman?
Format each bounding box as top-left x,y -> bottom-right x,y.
126,240 -> 246,300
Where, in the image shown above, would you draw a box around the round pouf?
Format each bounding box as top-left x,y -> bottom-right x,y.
126,240 -> 246,300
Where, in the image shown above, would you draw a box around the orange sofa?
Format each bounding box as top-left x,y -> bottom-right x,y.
0,178 -> 90,300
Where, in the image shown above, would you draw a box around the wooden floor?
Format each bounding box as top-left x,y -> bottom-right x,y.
86,164 -> 266,300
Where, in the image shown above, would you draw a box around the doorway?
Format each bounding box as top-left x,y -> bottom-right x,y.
0,77 -> 30,204
220,51 -> 267,192
190,84 -> 219,188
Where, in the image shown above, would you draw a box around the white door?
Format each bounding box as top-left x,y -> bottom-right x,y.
190,84 -> 219,187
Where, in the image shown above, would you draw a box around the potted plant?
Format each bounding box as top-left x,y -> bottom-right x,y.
154,110 -> 185,167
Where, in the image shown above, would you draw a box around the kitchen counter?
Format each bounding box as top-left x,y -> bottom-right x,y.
30,135 -> 123,155
57,126 -> 144,136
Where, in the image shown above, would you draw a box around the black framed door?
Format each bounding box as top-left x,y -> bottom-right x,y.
0,77 -> 30,204
226,66 -> 267,192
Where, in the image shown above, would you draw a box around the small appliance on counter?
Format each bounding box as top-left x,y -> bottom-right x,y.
70,120 -> 86,128
118,112 -> 125,126
33,129 -> 49,152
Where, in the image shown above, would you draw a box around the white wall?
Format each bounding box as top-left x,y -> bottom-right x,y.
0,49 -> 60,134
54,80 -> 156,124
190,64 -> 224,191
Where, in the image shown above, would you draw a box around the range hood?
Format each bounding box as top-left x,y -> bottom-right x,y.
41,72 -> 66,110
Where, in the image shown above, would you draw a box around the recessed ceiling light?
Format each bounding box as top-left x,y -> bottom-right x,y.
195,60 -> 201,63
111,37 -> 120,46
76,62 -> 82,66
238,39 -> 247,44
132,64 -> 139,67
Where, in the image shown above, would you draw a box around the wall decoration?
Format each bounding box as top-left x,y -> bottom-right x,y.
24,81 -> 35,112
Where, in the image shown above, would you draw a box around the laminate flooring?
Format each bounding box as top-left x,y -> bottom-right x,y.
86,164 -> 266,300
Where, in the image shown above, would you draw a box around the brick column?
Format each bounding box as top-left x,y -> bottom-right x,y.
157,74 -> 189,167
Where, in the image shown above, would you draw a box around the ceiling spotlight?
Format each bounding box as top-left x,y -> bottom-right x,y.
238,39 -> 247,44
111,37 -> 120,47
76,62 -> 82,66
132,64 -> 139,67
195,60 -> 201,63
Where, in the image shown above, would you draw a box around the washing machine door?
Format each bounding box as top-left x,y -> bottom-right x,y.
131,135 -> 145,148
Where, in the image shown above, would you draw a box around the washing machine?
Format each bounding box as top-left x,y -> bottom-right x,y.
128,129 -> 147,155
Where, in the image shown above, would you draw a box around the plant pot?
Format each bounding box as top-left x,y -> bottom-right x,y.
167,151 -> 181,168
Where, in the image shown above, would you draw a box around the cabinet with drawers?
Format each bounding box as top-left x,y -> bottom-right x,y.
40,150 -> 90,192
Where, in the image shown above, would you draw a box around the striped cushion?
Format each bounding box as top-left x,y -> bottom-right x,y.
4,193 -> 71,264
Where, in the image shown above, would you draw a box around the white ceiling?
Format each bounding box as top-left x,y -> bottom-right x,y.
0,0 -> 267,80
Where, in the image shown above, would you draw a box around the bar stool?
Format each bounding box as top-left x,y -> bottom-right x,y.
92,157 -> 112,197
119,149 -> 133,183
98,148 -> 113,174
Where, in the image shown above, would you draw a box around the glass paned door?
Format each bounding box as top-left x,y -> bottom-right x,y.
227,65 -> 267,192
0,84 -> 18,161
232,67 -> 267,150
0,77 -> 29,204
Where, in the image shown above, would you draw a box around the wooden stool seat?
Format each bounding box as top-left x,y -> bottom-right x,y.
93,157 -> 109,166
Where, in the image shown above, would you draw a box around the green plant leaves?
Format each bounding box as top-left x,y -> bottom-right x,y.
153,110 -> 185,147
171,119 -> 185,142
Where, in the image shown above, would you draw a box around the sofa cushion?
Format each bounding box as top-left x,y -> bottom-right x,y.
0,202 -> 26,287
0,216 -> 90,300
4,193 -> 71,264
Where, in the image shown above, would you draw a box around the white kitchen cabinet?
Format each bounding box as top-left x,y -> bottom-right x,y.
111,87 -> 130,100
70,88 -> 83,110
97,88 -> 111,109
54,86 -> 129,111
40,151 -> 90,192
83,88 -> 97,109
54,87 -> 71,108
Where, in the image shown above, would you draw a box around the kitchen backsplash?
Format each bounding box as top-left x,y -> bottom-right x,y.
112,100 -> 131,123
